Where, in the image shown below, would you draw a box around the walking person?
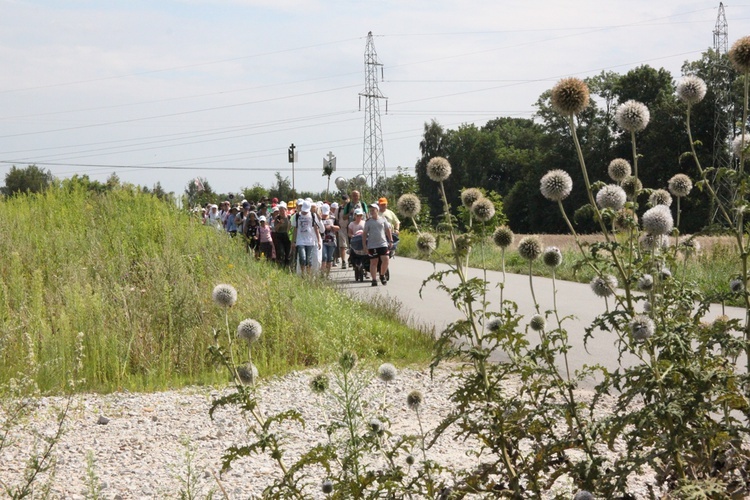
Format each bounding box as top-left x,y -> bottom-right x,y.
362,203 -> 393,286
273,202 -> 292,268
334,200 -> 349,269
319,204 -> 339,277
292,201 -> 321,277
258,216 -> 274,261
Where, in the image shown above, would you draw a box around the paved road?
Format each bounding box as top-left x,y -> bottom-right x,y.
330,256 -> 746,386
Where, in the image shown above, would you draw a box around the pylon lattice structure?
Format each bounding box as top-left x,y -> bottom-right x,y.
711,2 -> 734,223
359,32 -> 388,190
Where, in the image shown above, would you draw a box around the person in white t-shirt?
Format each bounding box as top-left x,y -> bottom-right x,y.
291,201 -> 321,276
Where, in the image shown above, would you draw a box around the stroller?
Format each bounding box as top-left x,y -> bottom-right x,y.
348,232 -> 399,283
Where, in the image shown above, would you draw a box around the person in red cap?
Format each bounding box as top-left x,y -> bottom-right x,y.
378,197 -> 400,232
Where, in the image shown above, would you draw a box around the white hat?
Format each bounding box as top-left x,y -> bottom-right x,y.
321,204 -> 330,215
278,201 -> 287,208
297,198 -> 304,206
301,201 -> 312,212
259,215 -> 267,222
272,206 -> 279,212
330,202 -> 339,209
354,208 -> 364,216
369,203 -> 379,211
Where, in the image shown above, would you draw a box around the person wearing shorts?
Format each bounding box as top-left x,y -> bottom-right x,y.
292,201 -> 321,276
362,203 -> 393,286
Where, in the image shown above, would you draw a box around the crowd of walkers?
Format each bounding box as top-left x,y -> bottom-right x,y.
198,190 -> 400,286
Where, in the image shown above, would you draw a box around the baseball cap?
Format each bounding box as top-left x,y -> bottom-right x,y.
354,208 -> 364,216
369,203 -> 379,210
259,215 -> 267,222
301,201 -> 312,212
321,204 -> 330,215
378,197 -> 388,204
278,201 -> 287,209
330,202 -> 339,209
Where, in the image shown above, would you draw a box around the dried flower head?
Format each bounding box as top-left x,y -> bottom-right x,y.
590,275 -> 617,298
550,77 -> 590,116
660,267 -> 672,280
542,246 -> 563,268
649,189 -> 672,207
407,390 -> 423,410
540,169 -> 573,202
668,174 -> 692,197
338,351 -> 358,372
615,100 -> 650,132
613,208 -> 638,232
529,314 -> 546,332
237,319 -> 262,344
212,284 -> 237,308
676,75 -> 707,105
322,479 -> 334,495
378,363 -> 397,383
643,300 -> 652,313
596,184 -> 627,211
369,418 -> 383,433
236,362 -> 259,385
454,233 -> 472,256
621,176 -> 642,198
730,35 -> 750,72
517,236 -> 543,261
416,233 -> 437,255
640,233 -> 669,251
397,193 -> 421,218
630,315 -> 655,342
310,373 -> 329,394
472,198 -> 496,222
426,156 -> 452,182
731,134 -> 750,158
486,318 -> 502,332
573,492 -> 594,500
493,226 -> 514,248
730,278 -> 745,294
637,274 -> 654,292
642,205 -> 674,236
460,188 -> 483,208
406,455 -> 416,465
607,158 -> 632,182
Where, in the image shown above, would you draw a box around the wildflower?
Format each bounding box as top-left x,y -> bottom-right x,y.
517,236 -> 542,261
573,492 -> 595,500
550,77 -> 590,116
492,226 -> 514,248
595,184 -> 627,211
648,189 -> 672,207
590,275 -> 617,298
542,246 -> 563,268
486,318 -> 502,333
310,373 -> 329,394
729,35 -> 750,72
455,234 -> 472,256
529,314 -> 546,332
369,418 -> 383,433
643,300 -> 652,313
640,233 -> 669,251
236,363 -> 259,385
731,134 -> 750,158
406,455 -> 416,465
416,233 -> 437,255
676,75 -> 707,105
642,205 -> 674,236
637,274 -> 654,292
540,169 -> 573,202
461,188 -> 483,208
730,278 -> 745,294
621,176 -> 642,198
607,158 -> 632,182
668,174 -> 693,197
660,267 -> 672,280
322,479 -> 334,495
613,208 -> 638,232
338,351 -> 358,372
471,198 -> 496,222
630,315 -> 655,341
407,390 -> 423,410
212,284 -> 237,308
426,156 -> 451,182
397,193 -> 421,218
237,319 -> 262,344
615,100 -> 650,132
377,363 -> 397,383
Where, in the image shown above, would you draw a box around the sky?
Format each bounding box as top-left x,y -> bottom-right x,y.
0,0 -> 748,200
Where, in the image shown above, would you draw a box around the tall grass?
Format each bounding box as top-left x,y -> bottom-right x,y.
0,186 -> 432,393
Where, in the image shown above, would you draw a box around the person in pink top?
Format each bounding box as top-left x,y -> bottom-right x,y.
258,216 -> 274,261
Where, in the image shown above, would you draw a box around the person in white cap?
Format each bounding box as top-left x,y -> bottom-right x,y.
257,215 -> 274,261
291,200 -> 321,276
363,202 -> 393,286
273,202 -> 292,268
319,204 -> 339,277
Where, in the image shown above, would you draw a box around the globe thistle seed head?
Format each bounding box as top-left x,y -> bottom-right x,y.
615,100 -> 650,132
212,284 -> 237,308
643,300 -> 652,313
637,274 -> 654,292
486,318 -> 503,333
640,233 -> 669,251
660,267 -> 672,280
573,492 -> 595,500
310,373 -> 329,394
550,77 -> 590,116
493,226 -> 514,249
731,134 -> 750,158
397,193 -> 421,218
630,314 -> 655,342
236,362 -> 259,385
237,318 -> 262,344
540,169 -> 573,202
590,275 -> 617,298
713,314 -> 731,330
621,176 -> 643,198
642,205 -> 674,236
607,158 -> 632,182
454,233 -> 472,256
730,36 -> 750,72
460,188 -> 483,208
613,208 -> 638,232
730,278 -> 745,294
377,363 -> 397,383
668,174 -> 693,197
321,479 -> 334,495
676,75 -> 707,105
407,390 -> 424,410
649,189 -> 672,207
517,236 -> 543,261
595,184 -> 627,211
406,454 -> 416,465
542,246 -> 563,268
416,233 -> 437,255
369,418 -> 383,433
338,351 -> 358,372
529,314 -> 546,332
426,156 -> 452,182
471,198 -> 496,222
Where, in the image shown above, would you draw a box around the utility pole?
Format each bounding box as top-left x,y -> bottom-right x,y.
288,143 -> 297,194
711,2 -> 733,223
359,31 -> 388,191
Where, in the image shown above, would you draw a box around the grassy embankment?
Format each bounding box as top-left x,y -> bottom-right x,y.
0,187 -> 433,393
